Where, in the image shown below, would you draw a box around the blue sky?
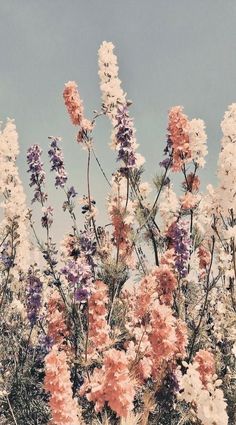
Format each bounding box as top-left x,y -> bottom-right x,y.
0,0 -> 236,240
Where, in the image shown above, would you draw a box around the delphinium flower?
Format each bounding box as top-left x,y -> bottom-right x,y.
167,219 -> 190,278
194,349 -> 215,387
98,41 -> 126,121
87,280 -> 111,359
159,184 -> 179,231
48,136 -> 68,188
178,362 -> 228,425
217,103 -> 236,215
98,41 -> 145,170
0,119 -> 31,273
46,291 -> 69,349
188,118 -> 208,167
123,270 -> 187,383
198,244 -> 211,272
112,105 -> 145,172
41,206 -> 54,228
44,344 -> 82,425
27,144 -> 47,204
148,300 -> 186,376
180,191 -> 201,211
167,106 -> 191,172
63,80 -> 93,143
61,256 -> 93,302
80,348 -> 135,418
26,267 -> 43,326
151,265 -> 178,305
107,172 -> 137,267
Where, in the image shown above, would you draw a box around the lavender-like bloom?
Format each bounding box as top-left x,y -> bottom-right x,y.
61,256 -> 94,301
67,186 -> 77,200
79,229 -> 97,268
48,137 -> 68,188
0,242 -> 14,269
167,219 -> 190,278
41,206 -> 54,228
114,105 -> 137,171
27,144 -> 47,204
26,268 -> 43,325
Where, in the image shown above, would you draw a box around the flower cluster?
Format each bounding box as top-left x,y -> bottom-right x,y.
167,219 -> 190,278
98,41 -> 126,120
44,344 -> 81,425
87,280 -> 111,358
61,257 -> 93,301
63,80 -> 92,130
112,105 -> 145,171
0,42 -> 235,425
27,144 -> 47,204
167,106 -> 191,172
26,268 -> 43,326
80,348 -> 135,418
179,361 -> 228,425
48,137 -> 68,188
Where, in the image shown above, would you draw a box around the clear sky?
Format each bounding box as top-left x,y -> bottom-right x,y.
0,0 -> 236,240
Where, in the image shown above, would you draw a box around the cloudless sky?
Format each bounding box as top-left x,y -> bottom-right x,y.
0,0 -> 236,240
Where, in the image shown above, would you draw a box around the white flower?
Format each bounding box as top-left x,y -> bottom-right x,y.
98,41 -> 126,121
139,182 -> 152,197
159,184 -> 179,230
188,118 -> 208,167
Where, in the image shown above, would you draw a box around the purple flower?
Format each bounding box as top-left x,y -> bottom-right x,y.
167,219 -> 190,278
0,242 -> 14,269
67,186 -> 77,200
41,206 -> 54,228
114,106 -> 137,169
61,255 -> 94,302
27,145 -> 47,204
48,137 -> 68,188
26,268 -> 43,325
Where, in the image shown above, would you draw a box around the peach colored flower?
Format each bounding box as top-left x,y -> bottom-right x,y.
194,349 -> 215,387
80,348 -> 135,418
152,265 -> 177,305
168,106 -> 191,172
44,344 -> 81,425
63,81 -> 92,136
181,192 -> 199,210
198,244 -> 211,270
47,291 -> 69,349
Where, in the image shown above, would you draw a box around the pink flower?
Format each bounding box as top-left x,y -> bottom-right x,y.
63,81 -> 93,137
194,349 -> 215,387
151,265 -> 177,305
80,348 -> 135,418
44,345 -> 81,425
87,280 -> 111,358
47,291 -> 69,350
168,106 -> 191,172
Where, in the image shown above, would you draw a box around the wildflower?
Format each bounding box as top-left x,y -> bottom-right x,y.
167,219 -> 190,278
27,144 -> 47,204
194,349 -> 215,387
167,106 -> 191,172
41,206 -> 54,228
44,344 -> 81,425
98,41 -> 126,120
80,348 -> 135,418
87,280 -> 111,358
188,118 -> 208,167
63,80 -> 92,130
47,291 -> 69,348
48,137 -> 68,188
26,268 -> 43,326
